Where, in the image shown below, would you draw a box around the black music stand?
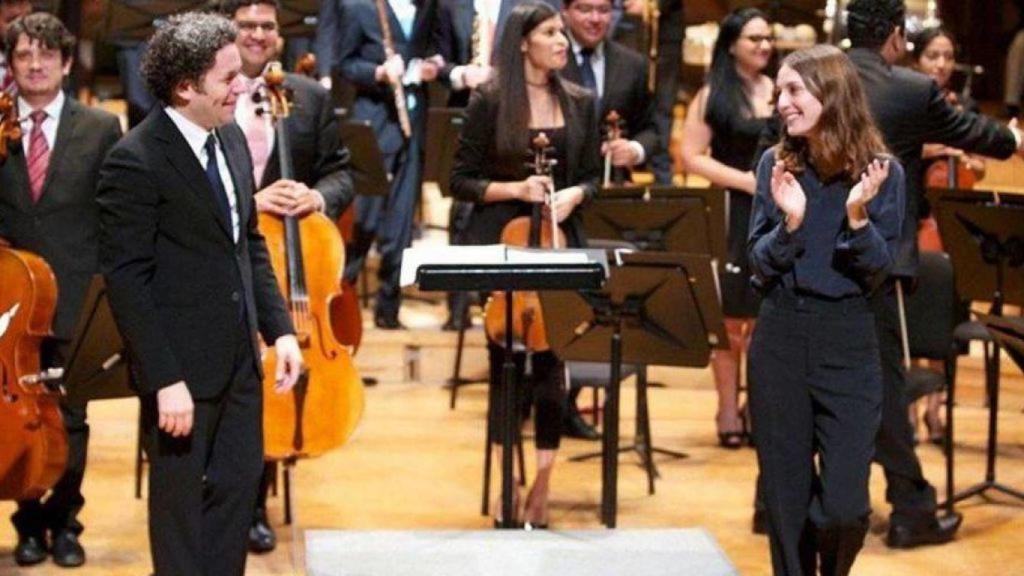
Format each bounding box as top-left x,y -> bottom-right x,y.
541,252 -> 726,528
933,191 -> 1024,508
64,275 -> 133,408
577,186 -> 726,488
414,253 -> 606,529
341,121 -> 391,198
423,108 -> 464,196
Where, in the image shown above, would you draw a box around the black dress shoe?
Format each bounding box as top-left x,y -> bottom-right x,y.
14,533 -> 48,567
887,512 -> 963,549
51,530 -> 85,567
751,509 -> 768,535
248,508 -> 277,553
562,407 -> 600,440
374,313 -> 406,330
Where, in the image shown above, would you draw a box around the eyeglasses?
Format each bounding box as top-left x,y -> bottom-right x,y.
237,21 -> 278,34
741,34 -> 775,44
571,4 -> 613,16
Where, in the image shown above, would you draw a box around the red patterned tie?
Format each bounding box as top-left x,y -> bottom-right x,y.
27,110 -> 50,203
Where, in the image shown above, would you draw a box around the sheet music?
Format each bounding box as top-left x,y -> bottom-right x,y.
401,245 -> 607,286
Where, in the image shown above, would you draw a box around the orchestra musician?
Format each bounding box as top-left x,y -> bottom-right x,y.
680,8 -> 775,450
213,0 -> 356,554
0,0 -> 31,94
845,0 -> 1024,549
0,12 -> 122,568
748,44 -> 904,576
450,0 -> 600,527
558,0 -> 658,439
336,0 -> 439,330
96,13 -> 302,576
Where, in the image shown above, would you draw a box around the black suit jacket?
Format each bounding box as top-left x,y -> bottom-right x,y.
849,48 -> 1018,277
0,98 -> 122,341
98,108 -> 293,399
450,81 -> 600,247
561,39 -> 659,162
337,0 -> 437,154
255,72 -> 355,220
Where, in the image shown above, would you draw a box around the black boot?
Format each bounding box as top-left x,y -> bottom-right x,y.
817,519 -> 869,576
248,508 -> 277,553
887,512 -> 962,549
51,529 -> 86,567
14,533 -> 48,566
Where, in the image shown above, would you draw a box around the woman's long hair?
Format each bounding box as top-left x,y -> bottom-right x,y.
704,8 -> 769,131
911,26 -> 955,61
492,0 -> 565,157
775,44 -> 889,179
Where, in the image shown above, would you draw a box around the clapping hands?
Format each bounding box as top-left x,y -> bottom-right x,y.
846,158 -> 890,229
770,161 -> 807,232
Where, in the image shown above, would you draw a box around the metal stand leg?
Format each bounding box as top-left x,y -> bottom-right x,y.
601,327 -> 622,528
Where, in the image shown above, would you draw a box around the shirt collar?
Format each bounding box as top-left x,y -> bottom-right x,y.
164,105 -> 215,160
568,31 -> 604,61
18,90 -> 65,123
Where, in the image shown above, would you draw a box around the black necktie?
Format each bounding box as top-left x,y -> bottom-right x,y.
579,48 -> 600,107
204,134 -> 233,233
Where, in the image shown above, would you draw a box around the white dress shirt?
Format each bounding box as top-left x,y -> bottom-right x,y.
165,106 -> 241,243
18,90 -> 65,152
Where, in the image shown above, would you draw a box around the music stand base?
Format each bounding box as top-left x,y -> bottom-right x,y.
943,481 -> 1024,508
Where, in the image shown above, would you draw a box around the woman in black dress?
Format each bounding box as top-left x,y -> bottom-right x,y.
450,0 -> 600,527
748,44 -> 904,575
680,8 -> 775,447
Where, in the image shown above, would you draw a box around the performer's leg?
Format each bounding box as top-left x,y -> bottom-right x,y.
748,304 -> 815,576
374,128 -> 423,323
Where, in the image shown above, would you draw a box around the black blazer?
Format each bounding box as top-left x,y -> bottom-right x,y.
0,98 -> 122,341
337,0 -> 437,154
97,108 -> 293,399
450,80 -> 601,247
849,48 -> 1018,278
256,72 -> 355,220
561,39 -> 659,162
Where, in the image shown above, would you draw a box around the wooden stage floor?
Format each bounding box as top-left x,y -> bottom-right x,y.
2,305 -> 1024,575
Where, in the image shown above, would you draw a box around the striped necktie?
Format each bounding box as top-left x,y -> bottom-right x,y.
27,110 -> 50,203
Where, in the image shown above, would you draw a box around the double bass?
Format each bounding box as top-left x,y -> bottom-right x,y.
483,133 -> 564,350
0,92 -> 68,500
256,63 -> 365,462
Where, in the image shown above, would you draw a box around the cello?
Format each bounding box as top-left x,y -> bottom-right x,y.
483,133 -> 564,350
0,91 -> 69,500
256,62 -> 365,462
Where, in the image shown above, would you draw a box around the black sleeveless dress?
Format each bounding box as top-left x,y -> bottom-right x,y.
710,114 -> 769,319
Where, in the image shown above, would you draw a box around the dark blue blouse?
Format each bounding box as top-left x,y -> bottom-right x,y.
748,149 -> 905,298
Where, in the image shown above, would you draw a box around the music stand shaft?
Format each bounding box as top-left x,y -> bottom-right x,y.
500,289 -> 517,529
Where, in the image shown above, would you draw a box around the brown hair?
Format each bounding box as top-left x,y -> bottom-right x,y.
774,44 -> 888,179
4,12 -> 75,64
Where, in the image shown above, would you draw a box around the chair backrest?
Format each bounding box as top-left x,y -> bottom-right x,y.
905,251 -> 957,360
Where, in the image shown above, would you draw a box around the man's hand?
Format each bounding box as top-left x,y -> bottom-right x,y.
463,64 -> 492,89
274,335 -> 303,393
376,54 -> 405,85
157,381 -> 194,438
255,180 -> 324,217
601,139 -> 641,168
420,60 -> 439,82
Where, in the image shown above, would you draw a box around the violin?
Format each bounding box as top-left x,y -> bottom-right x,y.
483,133 -> 566,351
602,109 -> 625,186
0,91 -> 69,500
255,62 -> 365,461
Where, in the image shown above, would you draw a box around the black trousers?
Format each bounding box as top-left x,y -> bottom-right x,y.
142,328 -> 263,576
13,340 -> 89,537
487,343 -> 565,450
748,292 -> 882,576
870,283 -> 938,527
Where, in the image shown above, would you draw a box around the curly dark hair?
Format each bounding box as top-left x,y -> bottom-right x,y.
4,12 -> 76,64
141,11 -> 237,105
208,0 -> 281,17
846,0 -> 906,50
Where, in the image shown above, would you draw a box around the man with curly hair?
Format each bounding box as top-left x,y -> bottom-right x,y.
97,11 -> 302,576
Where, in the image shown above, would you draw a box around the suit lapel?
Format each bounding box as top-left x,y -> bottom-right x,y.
155,110 -> 233,240
219,126 -> 253,231
5,139 -> 32,212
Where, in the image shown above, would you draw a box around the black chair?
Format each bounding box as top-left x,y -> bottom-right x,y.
902,251 -> 959,514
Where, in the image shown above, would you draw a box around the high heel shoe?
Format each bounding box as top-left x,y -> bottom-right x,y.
717,411 -> 748,450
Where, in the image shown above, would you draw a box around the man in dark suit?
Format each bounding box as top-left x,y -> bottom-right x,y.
215,0 -> 355,552
557,0 -> 657,439
0,13 -> 121,569
845,0 -> 1024,550
97,12 -> 302,576
337,0 -> 439,329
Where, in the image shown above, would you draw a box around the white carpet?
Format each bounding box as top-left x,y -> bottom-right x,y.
306,528 -> 737,576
